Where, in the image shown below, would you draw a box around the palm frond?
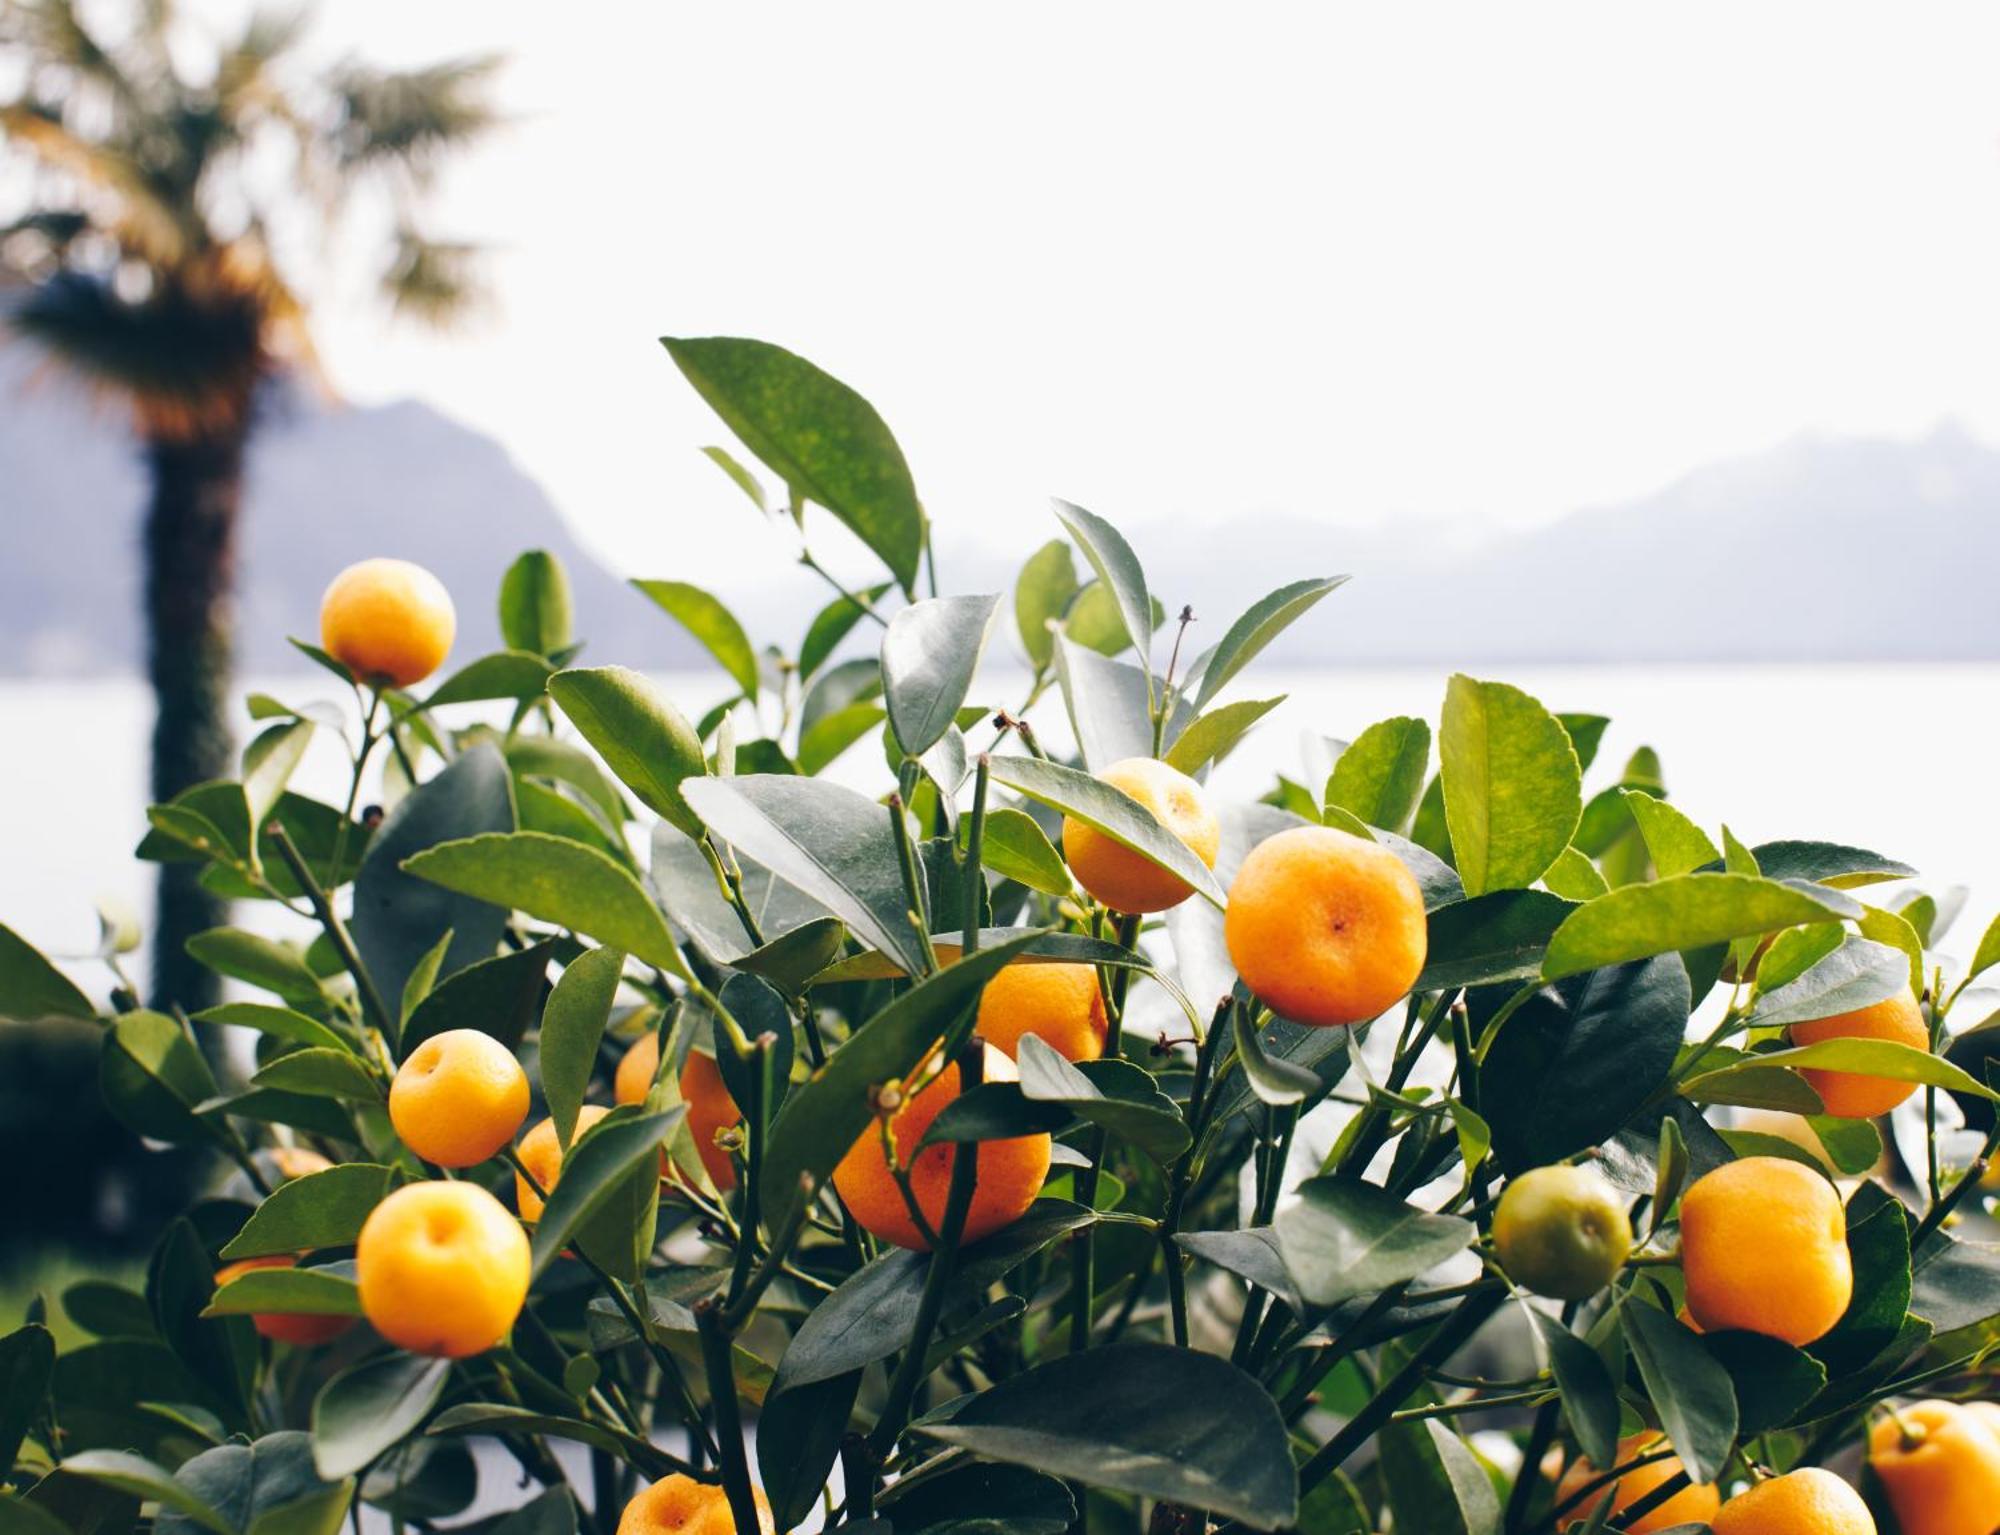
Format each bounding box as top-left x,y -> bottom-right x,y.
214,4 -> 311,113
3,0 -> 152,111
328,53 -> 503,179
380,228 -> 485,327
0,100 -> 192,266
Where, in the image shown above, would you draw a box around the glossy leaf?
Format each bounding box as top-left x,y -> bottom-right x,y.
1415,890 -> 1575,991
1378,1418 -> 1501,1535
1686,1038 -> 1994,1103
1542,874 -> 1859,980
1747,937 -> 1911,1028
1016,1034 -> 1191,1161
404,832 -> 693,984
1619,1302 -> 1737,1485
528,1109 -> 680,1277
1163,696 -> 1286,777
101,1008 -> 219,1145
1054,633 -> 1181,770
419,652 -> 555,710
1527,1308 -> 1618,1471
185,930 -> 324,1010
1439,675 -> 1582,897
663,336 -> 924,592
499,550 -> 574,656
1273,1178 -> 1475,1309
249,1048 -> 381,1103
1190,576 -> 1347,711
547,666 -> 708,838
403,941 -> 555,1053
986,754 -> 1225,907
800,583 -> 891,680
631,580 -> 760,699
1745,840 -> 1916,888
1228,1004 -> 1322,1107
1052,499 -> 1156,685
0,924 -> 97,1020
311,1355 -> 451,1480
919,1343 -> 1298,1529
205,1265 -> 361,1319
1325,716 -> 1431,834
220,1166 -> 398,1259
882,594 -> 1001,756
1014,539 -> 1080,670
540,945 -> 626,1147
958,805 -> 1072,898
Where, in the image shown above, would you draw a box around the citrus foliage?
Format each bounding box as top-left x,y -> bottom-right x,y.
3,336 -> 1999,1535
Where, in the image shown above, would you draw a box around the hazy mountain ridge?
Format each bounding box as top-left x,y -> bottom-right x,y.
4,340 -> 1997,676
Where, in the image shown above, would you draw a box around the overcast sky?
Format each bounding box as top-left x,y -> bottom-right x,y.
210,5 -> 2000,582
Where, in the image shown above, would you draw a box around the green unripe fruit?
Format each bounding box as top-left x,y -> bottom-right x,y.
1493,1163 -> 1633,1300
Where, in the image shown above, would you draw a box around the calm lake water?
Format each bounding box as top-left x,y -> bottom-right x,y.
7,663 -> 2000,978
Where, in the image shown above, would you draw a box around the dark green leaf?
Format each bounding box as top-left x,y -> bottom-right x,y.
220,1166 -> 398,1259
1416,891 -> 1576,991
1015,1035 -> 1191,1161
1747,938 -> 1911,1028
1702,1333 -> 1824,1434
205,1266 -> 361,1319
1273,1178 -> 1475,1309
757,1373 -> 861,1532
311,1355 -> 451,1480
426,1405 -> 684,1481
1378,1417 -> 1501,1535
800,583 -> 891,681
986,754 -> 1225,907
1527,1309 -> 1618,1471
882,594 -> 1001,756
1909,1228 -> 2000,1336
1619,1302 -> 1737,1485
1809,1182 -> 1911,1377
878,1461 -> 1075,1535
540,945 -> 626,1146
1745,841 -> 1916,889
1052,500 -> 1156,686
249,1049 -> 381,1103
186,930 -> 324,1010
403,942 -> 554,1054
1229,1004 -> 1322,1107
0,1324 -> 55,1472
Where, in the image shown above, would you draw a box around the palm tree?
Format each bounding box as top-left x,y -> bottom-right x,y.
0,1 -> 498,1014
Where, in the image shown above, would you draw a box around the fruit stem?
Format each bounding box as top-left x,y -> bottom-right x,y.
1912,1112 -> 2000,1247
867,1040 -> 985,1462
960,756 -> 991,957
887,790 -> 940,976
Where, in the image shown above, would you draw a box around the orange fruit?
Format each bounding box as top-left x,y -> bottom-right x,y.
1492,1164 -> 1632,1301
617,1475 -> 772,1535
1969,1401 -> 2000,1440
1680,1156 -> 1852,1346
1062,758 -> 1219,914
515,1105 -> 609,1221
355,1181 -> 529,1358
1223,824 -> 1426,1027
213,1254 -> 354,1347
1709,1468 -> 1875,1535
319,557 -> 456,688
615,1032 -> 663,1106
389,1029 -> 531,1168
1869,1399 -> 2000,1535
1555,1435 -> 1720,1534
270,1147 -> 333,1181
975,962 -> 1109,1063
1789,992 -> 1930,1119
833,1043 -> 1050,1251
678,1050 -> 743,1193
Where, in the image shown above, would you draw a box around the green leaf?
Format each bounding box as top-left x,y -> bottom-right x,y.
0,1324 -> 55,1472
1967,910 -> 2000,985
758,1374 -> 863,1532
1273,1178 -> 1475,1309
986,754 -> 1225,907
700,444 -> 771,515
403,941 -> 555,1054
1326,717 -> 1431,835
60,1453 -> 234,1535
1378,1418 -> 1500,1535
663,336 -> 924,593
1618,1302 -> 1737,1485
499,551 -> 574,657
1190,576 -> 1348,711
1014,539 -> 1080,671
797,702 -> 888,776
1811,1183 -> 1912,1376
1415,890 -> 1575,991
1063,581 -> 1161,657
1439,676 -> 1582,897
220,1165 -> 398,1259
1747,938 -> 1911,1029
540,945 -> 626,1147
242,722 -> 315,847
506,737 -> 628,826
758,930 -> 1044,1229
1164,697 -> 1286,778
1857,903 -> 1926,1000
1746,840 -> 1915,889
205,1267 -> 362,1319
1909,1227 -> 2000,1336
631,580 -> 760,699
877,1461 -> 1075,1535
529,1109 -> 680,1278
1701,1332 -> 1825,1435
351,745 -> 517,1022
400,931 -> 453,1026
1526,1309 -> 1618,1471
186,930 -> 324,1009
681,774 -> 929,976
249,1049 -> 381,1103
547,667 -> 708,839
1687,1039 -> 1997,1102
1052,500 -> 1157,686
1480,954 -> 1690,1174
882,594 -> 1001,756
101,1009 -> 220,1145
418,652 -> 555,711
1621,791 -> 1720,879
403,832 -> 693,984
800,583 -> 891,680
1228,1005 -> 1323,1108
1054,634 -> 1183,771
1807,1116 -> 1882,1177
918,1342 -> 1299,1529
1542,874 -> 1860,980
958,806 -> 1072,899
0,921 -> 94,1020
1557,713 -> 1611,773
312,1355 -> 451,1480
1015,1035 -> 1191,1162
1753,924 -> 1844,992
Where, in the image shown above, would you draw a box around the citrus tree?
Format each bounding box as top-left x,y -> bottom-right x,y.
3,335 -> 1999,1535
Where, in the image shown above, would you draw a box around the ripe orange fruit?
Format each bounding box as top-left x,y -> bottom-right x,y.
1492,1164 -> 1633,1300
270,1147 -> 332,1181
677,1050 -> 743,1193
833,1043 -> 1050,1251
1709,1468 -> 1875,1535
319,557 -> 456,688
1062,758 -> 1219,914
1555,1435 -> 1720,1535
1969,1401 -> 2000,1440
1869,1399 -> 2000,1535
1223,825 -> 1426,1027
617,1475 -> 773,1535
975,962 -> 1109,1063
615,1032 -> 663,1106
389,1029 -> 531,1168
515,1105 -> 609,1221
212,1254 -> 354,1347
1680,1156 -> 1852,1346
355,1181 -> 529,1358
1789,992 -> 1930,1119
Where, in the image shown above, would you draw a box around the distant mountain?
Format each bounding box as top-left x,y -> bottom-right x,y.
0,346 -> 699,677
4,335 -> 1997,674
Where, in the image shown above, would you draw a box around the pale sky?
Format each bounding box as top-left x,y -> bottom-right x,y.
193,5 -> 2000,582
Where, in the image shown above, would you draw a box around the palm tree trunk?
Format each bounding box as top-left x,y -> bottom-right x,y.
143,423 -> 247,1016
